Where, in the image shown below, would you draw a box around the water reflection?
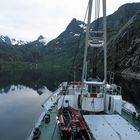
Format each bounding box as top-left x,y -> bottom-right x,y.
0,69 -> 59,91
0,69 -> 140,140
0,85 -> 51,140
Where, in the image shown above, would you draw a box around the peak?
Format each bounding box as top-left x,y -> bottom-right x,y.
71,18 -> 77,23
37,35 -> 48,45
0,35 -> 9,39
37,35 -> 45,40
0,35 -> 11,45
119,2 -> 140,8
66,18 -> 84,31
70,18 -> 82,25
116,2 -> 140,14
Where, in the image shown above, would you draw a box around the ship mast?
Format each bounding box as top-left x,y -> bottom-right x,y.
82,0 -> 107,86
82,0 -> 93,83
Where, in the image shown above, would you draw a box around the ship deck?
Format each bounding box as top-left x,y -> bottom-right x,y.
121,110 -> 140,130
37,107 -> 140,140
36,89 -> 140,140
39,110 -> 61,140
84,114 -> 140,140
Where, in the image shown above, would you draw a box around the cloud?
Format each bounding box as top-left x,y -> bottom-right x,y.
0,0 -> 139,41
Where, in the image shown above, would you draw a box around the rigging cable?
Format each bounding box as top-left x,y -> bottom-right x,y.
91,0 -> 101,79
67,1 -> 89,82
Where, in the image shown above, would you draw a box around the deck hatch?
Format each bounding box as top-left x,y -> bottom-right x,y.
84,114 -> 140,140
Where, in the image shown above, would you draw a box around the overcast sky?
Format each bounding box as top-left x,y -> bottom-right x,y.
0,0 -> 140,41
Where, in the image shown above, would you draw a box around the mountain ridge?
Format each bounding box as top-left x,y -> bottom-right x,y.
0,35 -> 47,46
0,35 -> 28,46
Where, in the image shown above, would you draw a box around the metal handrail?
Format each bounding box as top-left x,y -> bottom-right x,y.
89,41 -> 104,47
83,79 -> 106,85
90,30 -> 104,34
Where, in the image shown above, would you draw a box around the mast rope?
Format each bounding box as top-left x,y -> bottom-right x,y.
67,1 -> 89,82
91,0 -> 101,79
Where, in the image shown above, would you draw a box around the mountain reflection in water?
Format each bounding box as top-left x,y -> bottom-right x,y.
0,85 -> 51,140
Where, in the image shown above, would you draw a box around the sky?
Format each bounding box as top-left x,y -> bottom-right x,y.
0,0 -> 140,41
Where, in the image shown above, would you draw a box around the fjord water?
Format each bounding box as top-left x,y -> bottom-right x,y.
0,85 -> 51,140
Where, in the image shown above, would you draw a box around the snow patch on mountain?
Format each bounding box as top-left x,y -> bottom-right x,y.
0,35 -> 11,45
38,38 -> 48,45
37,35 -> 48,45
0,35 -> 28,45
79,24 -> 86,29
74,34 -> 80,37
1,36 -> 5,42
11,38 -> 28,45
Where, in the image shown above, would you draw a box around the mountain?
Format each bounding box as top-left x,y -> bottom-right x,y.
0,35 -> 48,47
91,3 -> 140,29
47,3 -> 140,50
0,35 -> 28,46
44,2 -> 140,78
1,2 -> 139,77
0,35 -> 48,71
19,35 -> 48,50
91,3 -> 140,38
92,10 -> 140,106
0,2 -> 140,97
106,2 -> 140,29
47,18 -> 85,48
107,11 -> 140,77
11,38 -> 28,46
37,35 -> 48,45
0,35 -> 12,45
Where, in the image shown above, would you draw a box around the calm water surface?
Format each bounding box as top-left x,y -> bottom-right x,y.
0,85 -> 51,140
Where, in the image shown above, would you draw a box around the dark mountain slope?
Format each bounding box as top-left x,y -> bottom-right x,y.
47,18 -> 85,48
95,11 -> 140,106
107,11 -> 140,76
91,3 -> 140,38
